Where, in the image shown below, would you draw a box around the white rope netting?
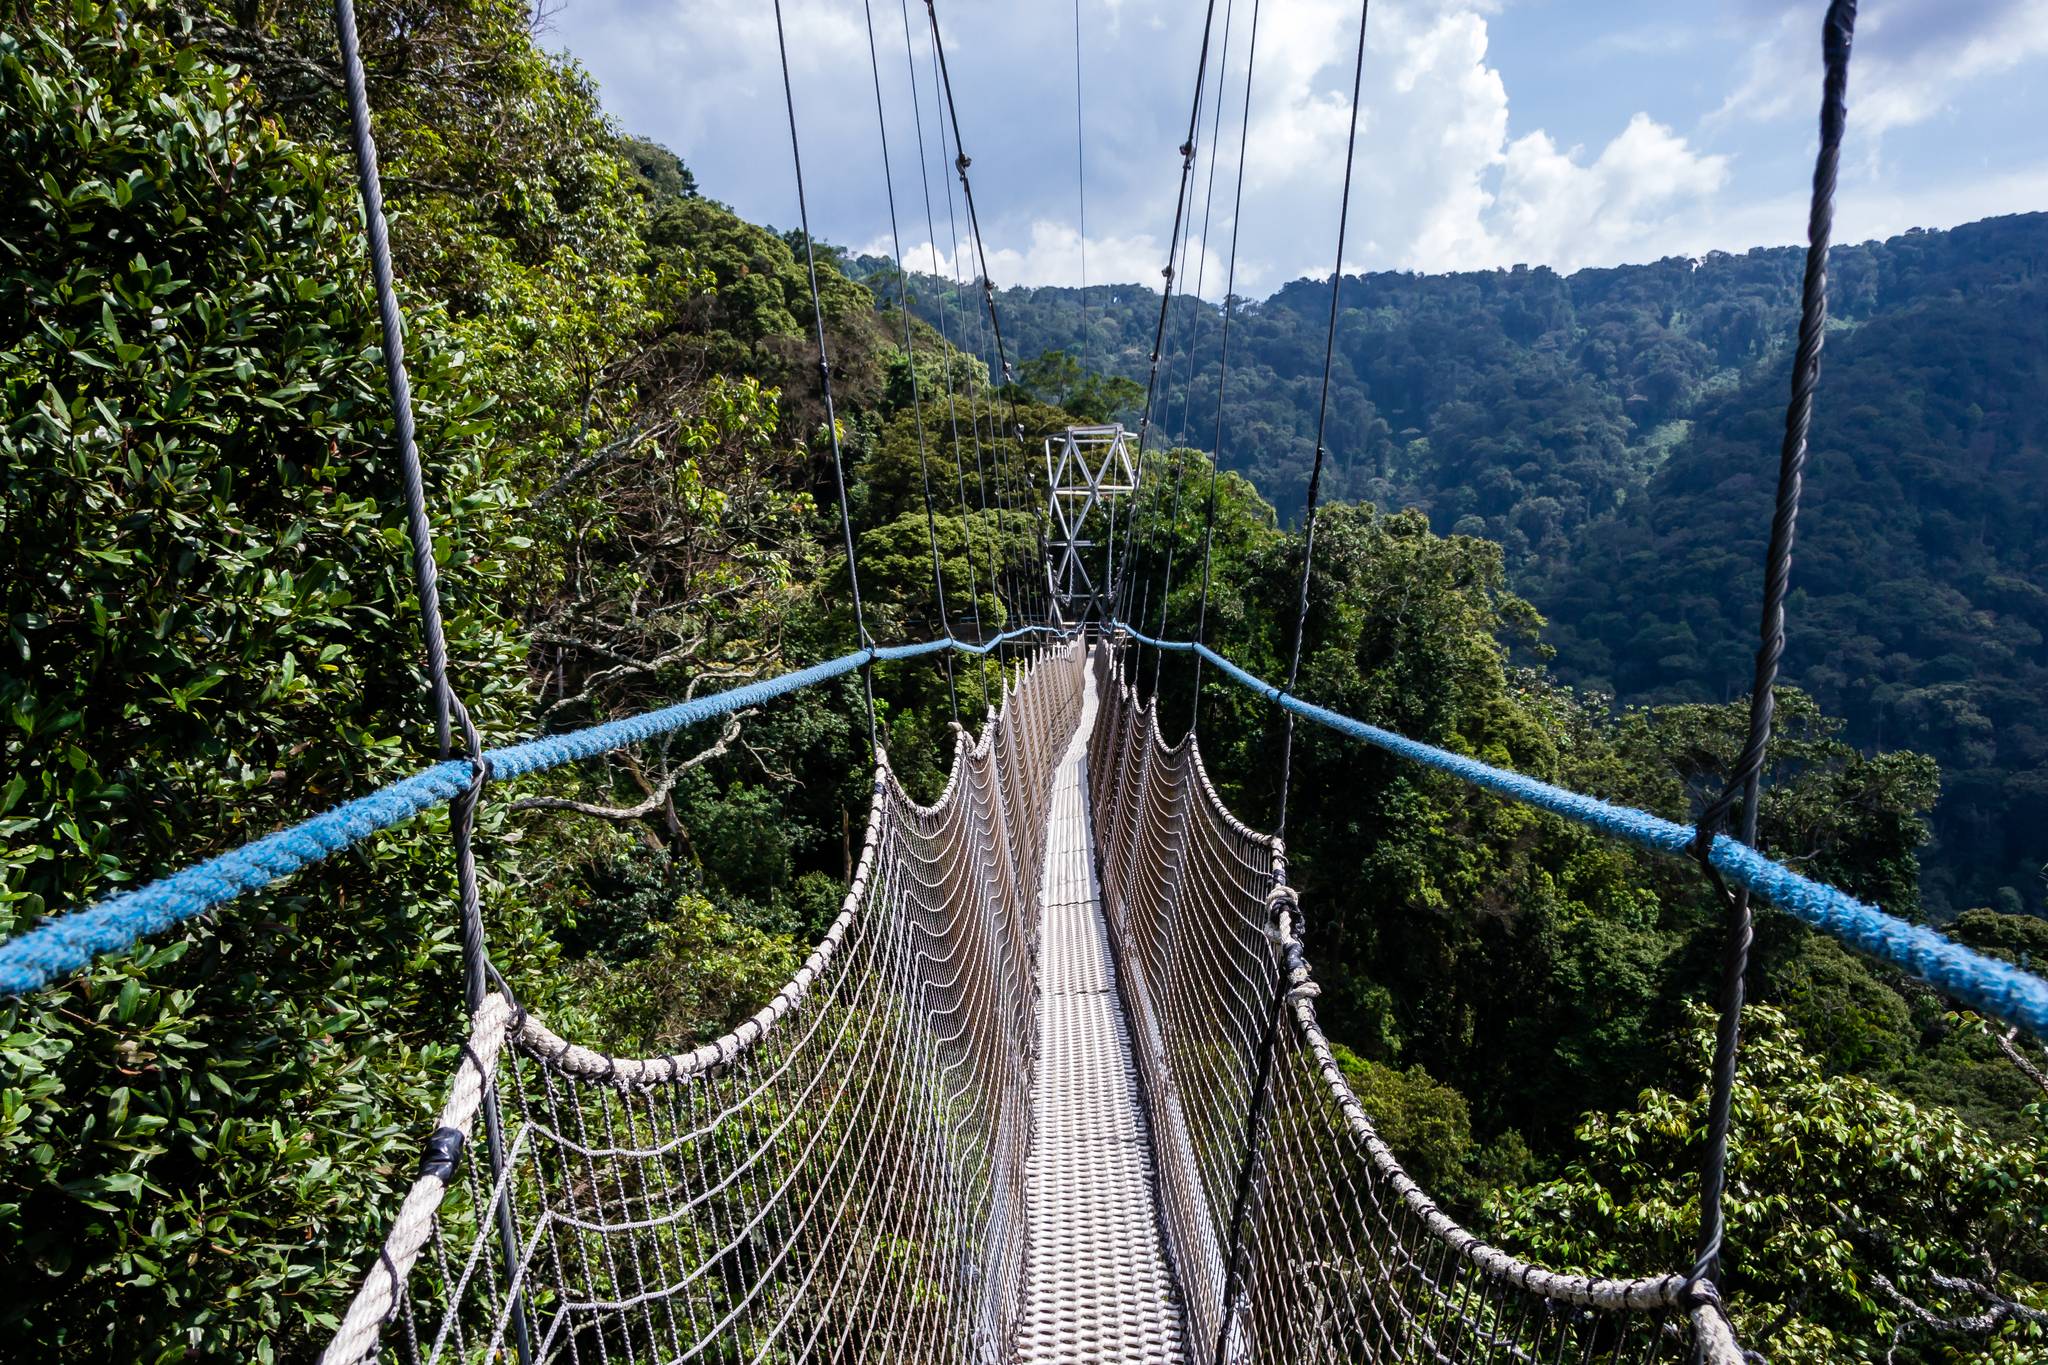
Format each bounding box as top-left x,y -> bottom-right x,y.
324,641 -> 1085,1365
1086,644 -> 1741,1365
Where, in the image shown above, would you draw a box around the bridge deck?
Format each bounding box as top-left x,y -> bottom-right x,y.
1017,662 -> 1186,1362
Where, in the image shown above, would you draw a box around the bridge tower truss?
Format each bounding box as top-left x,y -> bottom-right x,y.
1044,423 -> 1137,619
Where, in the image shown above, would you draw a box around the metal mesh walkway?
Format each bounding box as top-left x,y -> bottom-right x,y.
1018,659 -> 1186,1362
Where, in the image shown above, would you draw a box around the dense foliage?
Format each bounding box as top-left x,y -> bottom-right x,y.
2,1 -> 2042,1359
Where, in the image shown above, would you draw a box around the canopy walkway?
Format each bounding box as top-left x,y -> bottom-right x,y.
309,637 -> 1736,1364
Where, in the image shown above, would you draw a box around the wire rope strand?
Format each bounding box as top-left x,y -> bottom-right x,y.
923,2 -> 1053,641
330,6 -> 531,1359
863,0 -> 958,726
1107,0 -> 1220,641
1190,0 -> 1260,732
922,14 -> 1018,665
896,0 -> 990,707
1688,0 -> 1858,1293
1274,0 -> 1371,841
1147,0 -> 1241,700
330,0 -> 453,760
774,0 -> 880,755
1072,0 -> 1089,367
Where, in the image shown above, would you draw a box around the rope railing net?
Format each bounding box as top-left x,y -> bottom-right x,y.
322,640 -> 1085,1365
1086,645 -> 1743,1365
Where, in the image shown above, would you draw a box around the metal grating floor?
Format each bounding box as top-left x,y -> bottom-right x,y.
1017,662 -> 1187,1362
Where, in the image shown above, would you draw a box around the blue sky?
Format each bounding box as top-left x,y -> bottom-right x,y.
543,0 -> 2048,298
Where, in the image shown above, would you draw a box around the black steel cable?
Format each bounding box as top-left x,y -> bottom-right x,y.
1274,0 -> 1371,841
922,14 -> 1023,659
1189,0 -> 1260,733
1145,0 -> 1239,697
331,0 -> 452,758
1073,0 -> 1090,369
923,2 -> 1054,639
898,0 -> 990,708
1687,0 -> 1857,1293
1107,0 -> 1221,634
775,0 -> 879,756
863,0 -> 958,726
331,5 -> 531,1358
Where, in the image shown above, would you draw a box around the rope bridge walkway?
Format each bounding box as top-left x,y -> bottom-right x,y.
310,637 -> 1744,1365
6,632 -> 2044,1364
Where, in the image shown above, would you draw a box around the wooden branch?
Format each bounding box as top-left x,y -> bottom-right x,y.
511,712 -> 747,820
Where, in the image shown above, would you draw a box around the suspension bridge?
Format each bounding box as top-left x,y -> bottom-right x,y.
5,0 -> 2047,1360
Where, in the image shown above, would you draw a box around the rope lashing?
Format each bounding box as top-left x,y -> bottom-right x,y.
0,629 -> 1059,996
1111,624 -> 2048,1041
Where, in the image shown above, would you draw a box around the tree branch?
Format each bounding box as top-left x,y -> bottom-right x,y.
511,712 -> 747,821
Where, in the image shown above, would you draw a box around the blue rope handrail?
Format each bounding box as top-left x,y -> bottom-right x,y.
1115,623 -> 2048,1039
5,621 -> 2043,1042
0,627 -> 1061,996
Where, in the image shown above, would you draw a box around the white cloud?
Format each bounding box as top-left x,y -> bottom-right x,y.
1717,0 -> 2048,136
543,0 -> 2046,290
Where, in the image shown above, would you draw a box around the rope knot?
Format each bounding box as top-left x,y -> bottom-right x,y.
1264,883 -> 1300,933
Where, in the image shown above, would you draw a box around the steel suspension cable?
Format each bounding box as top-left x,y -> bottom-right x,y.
1146,0 -> 1240,697
775,0 -> 879,756
924,1 -> 1054,638
1274,0 -> 1371,841
1072,0 -> 1090,369
1189,0 -> 1260,732
1130,8 -> 1224,682
1210,3 -> 1368,1352
862,0 -> 958,726
1172,0 -> 1237,452
1687,0 -> 1857,1294
897,0 -> 990,705
330,3 -> 532,1359
922,19 -> 1021,661
1108,0 -> 1220,643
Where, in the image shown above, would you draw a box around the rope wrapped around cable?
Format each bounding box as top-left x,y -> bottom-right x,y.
1086,644 -> 1741,1364
321,641 -> 1084,1365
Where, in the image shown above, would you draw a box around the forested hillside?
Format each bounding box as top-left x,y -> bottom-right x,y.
2,2 -> 2043,1360
889,214 -> 2048,918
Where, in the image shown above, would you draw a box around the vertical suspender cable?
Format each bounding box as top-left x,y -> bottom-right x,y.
925,2 -> 1053,640
1687,0 -> 1857,1295
330,5 -> 531,1360
1274,0 -> 1370,842
776,0 -> 880,758
331,0 -> 450,758
1214,7 -> 1365,1360
1190,0 -> 1260,733
1073,0 -> 1089,364
899,0 -> 991,707
924,15 -> 1019,662
863,0 -> 958,725
1147,0 -> 1238,697
1109,0 -> 1219,642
